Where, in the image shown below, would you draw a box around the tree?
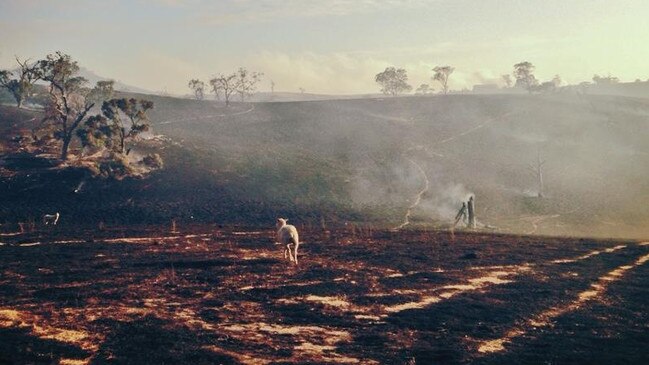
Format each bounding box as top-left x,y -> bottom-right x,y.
209,73 -> 237,106
0,57 -> 40,108
375,67 -> 412,96
592,74 -> 619,85
577,81 -> 591,95
187,79 -> 205,100
37,52 -> 113,160
78,98 -> 153,156
234,68 -> 263,101
501,74 -> 513,88
527,146 -> 546,198
432,66 -> 454,95
537,81 -> 556,94
513,61 -> 538,94
415,84 -> 433,95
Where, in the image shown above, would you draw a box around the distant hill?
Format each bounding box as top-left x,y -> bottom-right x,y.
76,67 -> 154,94
584,80 -> 649,99
249,91 -> 383,102
1,93 -> 648,238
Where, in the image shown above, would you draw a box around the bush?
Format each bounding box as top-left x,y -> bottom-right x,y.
141,153 -> 164,169
99,153 -> 135,179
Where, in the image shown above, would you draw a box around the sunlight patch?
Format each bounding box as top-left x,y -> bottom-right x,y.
552,245 -> 626,264
384,267 -> 530,313
305,295 -> 352,309
476,251 -> 649,355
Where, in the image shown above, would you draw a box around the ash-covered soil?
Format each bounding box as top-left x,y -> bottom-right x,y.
0,225 -> 647,364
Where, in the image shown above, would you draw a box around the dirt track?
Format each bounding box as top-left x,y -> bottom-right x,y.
0,226 -> 647,364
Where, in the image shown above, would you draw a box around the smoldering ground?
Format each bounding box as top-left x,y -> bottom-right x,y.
2,93 -> 648,238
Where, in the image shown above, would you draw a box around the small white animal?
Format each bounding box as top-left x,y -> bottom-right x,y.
43,212 -> 60,226
275,218 -> 300,265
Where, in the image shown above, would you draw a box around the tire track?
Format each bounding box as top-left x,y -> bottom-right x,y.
157,103 -> 255,125
476,247 -> 649,355
378,242 -> 637,316
433,112 -> 515,147
551,244 -> 627,264
394,112 -> 515,230
393,158 -> 430,230
519,214 -> 561,235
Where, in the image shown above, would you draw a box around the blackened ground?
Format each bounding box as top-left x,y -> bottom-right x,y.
0,226 -> 647,364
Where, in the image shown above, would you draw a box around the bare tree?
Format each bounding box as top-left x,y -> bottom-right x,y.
37,52 -> 113,160
432,66 -> 455,95
528,146 -> 546,198
235,68 -> 263,101
513,61 -> 538,94
209,73 -> 237,106
375,67 -> 412,96
0,57 -> 40,108
187,79 -> 205,100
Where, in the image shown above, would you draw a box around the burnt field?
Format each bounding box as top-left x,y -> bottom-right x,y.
0,226 -> 647,364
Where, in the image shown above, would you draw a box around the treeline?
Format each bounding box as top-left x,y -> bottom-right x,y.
373,61 -> 631,96
187,68 -> 263,106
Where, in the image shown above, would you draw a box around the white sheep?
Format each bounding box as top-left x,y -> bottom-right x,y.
43,212 -> 60,226
275,218 -> 300,265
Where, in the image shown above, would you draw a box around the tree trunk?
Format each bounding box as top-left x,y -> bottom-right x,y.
467,197 -> 476,229
61,136 -> 71,160
120,128 -> 126,154
537,150 -> 544,198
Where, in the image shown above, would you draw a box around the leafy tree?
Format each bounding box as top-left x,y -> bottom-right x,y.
578,81 -> 591,94
209,73 -> 237,106
415,84 -> 433,95
537,81 -> 556,94
234,68 -> 263,101
432,66 -> 454,95
513,61 -> 538,94
592,74 -> 619,85
501,74 -> 513,88
0,57 -> 40,108
37,52 -> 113,159
375,67 -> 412,96
78,98 -> 153,155
187,79 -> 205,100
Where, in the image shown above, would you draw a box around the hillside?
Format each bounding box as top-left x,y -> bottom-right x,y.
1,93 -> 648,238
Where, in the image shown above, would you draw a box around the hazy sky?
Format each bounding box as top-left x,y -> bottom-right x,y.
1,0 -> 648,95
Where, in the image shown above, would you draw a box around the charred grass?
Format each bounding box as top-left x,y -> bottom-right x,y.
0,226 -> 647,364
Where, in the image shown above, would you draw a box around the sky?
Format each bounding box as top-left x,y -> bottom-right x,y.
1,0 -> 648,95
